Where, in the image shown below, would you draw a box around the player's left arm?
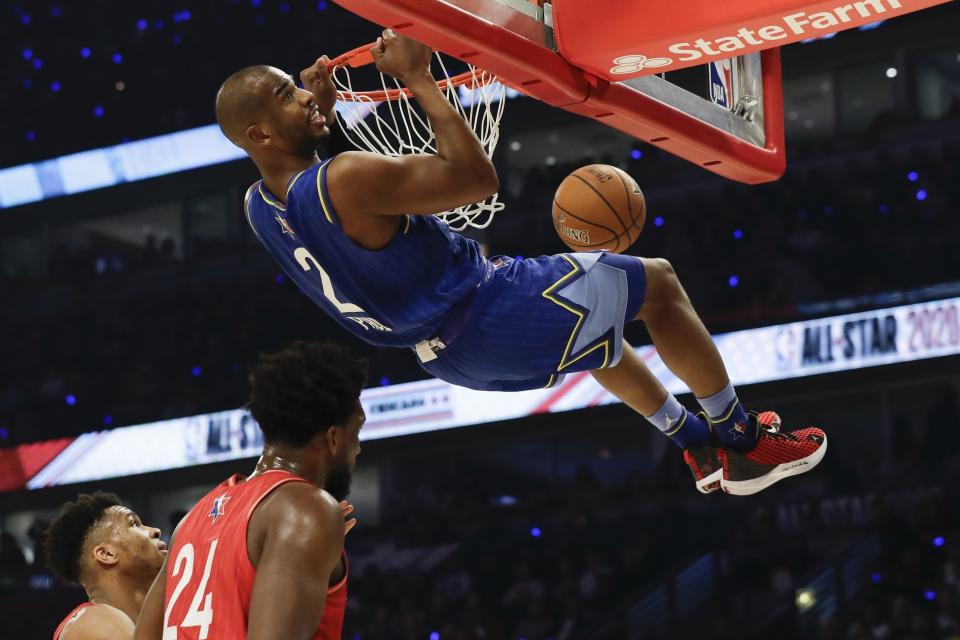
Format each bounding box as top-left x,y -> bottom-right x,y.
247,484 -> 344,640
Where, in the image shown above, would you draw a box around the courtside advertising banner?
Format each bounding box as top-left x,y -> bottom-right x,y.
7,296 -> 959,490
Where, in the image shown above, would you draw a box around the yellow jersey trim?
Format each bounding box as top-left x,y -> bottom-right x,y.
286,170 -> 305,197
257,183 -> 286,211
315,161 -> 335,224
402,215 -> 411,234
540,254 -> 611,372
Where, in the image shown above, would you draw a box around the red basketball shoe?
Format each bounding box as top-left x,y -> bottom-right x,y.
683,445 -> 723,494
719,411 -> 827,496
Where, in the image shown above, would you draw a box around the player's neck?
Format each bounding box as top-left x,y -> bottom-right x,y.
256,153 -> 320,205
85,575 -> 150,623
251,444 -> 323,486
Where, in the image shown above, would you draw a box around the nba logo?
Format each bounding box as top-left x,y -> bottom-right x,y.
709,59 -> 735,110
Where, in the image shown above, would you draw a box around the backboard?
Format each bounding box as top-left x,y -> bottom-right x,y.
332,0 -> 948,184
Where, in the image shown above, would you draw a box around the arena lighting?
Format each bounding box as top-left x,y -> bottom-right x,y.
916,189 -> 928,201
733,229 -> 744,239
93,106 -> 105,117
530,527 -> 542,538
653,216 -> 664,227
885,67 -> 898,78
379,377 -> 390,387
32,58 -> 43,69
50,81 -> 61,92
112,53 -> 123,64
878,204 -> 890,213
924,590 -> 937,601
103,415 -> 113,426
191,366 -> 202,378
274,274 -> 286,284
908,171 -> 919,181
728,275 -> 740,288
795,589 -> 816,611
630,149 -> 643,160
80,47 -> 91,58
430,633 -> 440,640
22,48 -> 32,59
871,573 -> 882,583
934,536 -> 945,547
64,395 -> 77,406
25,131 -> 36,142
136,19 -> 148,30
0,428 -> 8,440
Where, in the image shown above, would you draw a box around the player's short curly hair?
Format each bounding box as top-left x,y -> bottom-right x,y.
44,491 -> 124,584
246,341 -> 368,447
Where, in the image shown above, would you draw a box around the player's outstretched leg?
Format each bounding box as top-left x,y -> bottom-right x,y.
593,258 -> 826,495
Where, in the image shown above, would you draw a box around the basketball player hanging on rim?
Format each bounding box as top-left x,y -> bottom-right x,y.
216,30 -> 826,496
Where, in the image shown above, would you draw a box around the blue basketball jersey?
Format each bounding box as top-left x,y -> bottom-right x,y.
244,158 -> 489,347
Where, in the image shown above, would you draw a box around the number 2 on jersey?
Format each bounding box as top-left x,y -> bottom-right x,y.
163,540 -> 219,639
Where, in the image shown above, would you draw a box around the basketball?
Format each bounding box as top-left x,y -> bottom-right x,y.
551,164 -> 646,254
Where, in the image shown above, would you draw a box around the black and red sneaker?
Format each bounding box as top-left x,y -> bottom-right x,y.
719,411 -> 827,496
683,446 -> 723,493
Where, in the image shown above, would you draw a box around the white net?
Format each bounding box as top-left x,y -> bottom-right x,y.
331,53 -> 507,231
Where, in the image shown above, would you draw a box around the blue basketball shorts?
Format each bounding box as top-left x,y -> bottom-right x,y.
417,252 -> 647,391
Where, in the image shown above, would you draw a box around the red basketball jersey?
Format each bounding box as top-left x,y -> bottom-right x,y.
162,470 -> 348,639
53,602 -> 95,640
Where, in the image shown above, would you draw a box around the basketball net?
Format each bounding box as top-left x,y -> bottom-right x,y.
331,50 -> 507,231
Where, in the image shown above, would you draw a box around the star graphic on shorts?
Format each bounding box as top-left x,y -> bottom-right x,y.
208,493 -> 230,524
274,212 -> 295,237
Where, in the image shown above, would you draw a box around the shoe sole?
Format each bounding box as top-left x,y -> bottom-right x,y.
719,432 -> 828,496
683,450 -> 723,494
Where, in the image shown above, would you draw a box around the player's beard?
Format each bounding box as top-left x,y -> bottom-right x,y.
324,459 -> 352,502
282,122 -> 326,159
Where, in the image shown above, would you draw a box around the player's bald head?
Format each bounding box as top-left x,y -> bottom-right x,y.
215,65 -> 283,147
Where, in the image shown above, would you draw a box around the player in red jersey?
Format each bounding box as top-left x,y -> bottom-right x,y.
44,492 -> 168,640
134,341 -> 365,640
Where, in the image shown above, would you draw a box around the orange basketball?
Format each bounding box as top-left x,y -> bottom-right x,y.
551,164 -> 646,254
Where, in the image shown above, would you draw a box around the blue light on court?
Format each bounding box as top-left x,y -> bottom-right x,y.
22,48 -> 33,60
916,189 -> 927,201
137,18 -> 148,30
907,171 -> 918,182
934,536 -> 945,547
191,366 -> 203,377
728,275 -> 739,288
252,0 -> 262,6
21,14 -> 31,24
924,591 -> 937,602
630,149 -> 643,160
430,633 -> 440,640
733,229 -> 743,240
65,394 -> 77,406
50,81 -> 61,92
871,573 -> 882,583
80,47 -> 91,58
316,0 -> 328,9
530,527 -> 542,538
25,131 -> 36,141
653,216 -> 664,227
112,53 -> 123,64
94,105 -> 105,117
33,58 -> 43,69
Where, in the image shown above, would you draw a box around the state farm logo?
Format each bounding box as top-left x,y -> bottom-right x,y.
610,54 -> 673,75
